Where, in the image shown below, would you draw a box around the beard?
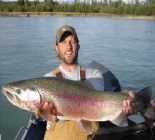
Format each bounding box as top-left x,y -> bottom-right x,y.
58,51 -> 78,65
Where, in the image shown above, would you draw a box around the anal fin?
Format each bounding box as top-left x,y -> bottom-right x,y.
110,112 -> 128,127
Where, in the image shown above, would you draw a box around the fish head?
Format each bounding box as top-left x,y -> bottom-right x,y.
2,80 -> 41,111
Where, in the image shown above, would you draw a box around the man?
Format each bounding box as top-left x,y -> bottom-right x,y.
35,25 -> 137,140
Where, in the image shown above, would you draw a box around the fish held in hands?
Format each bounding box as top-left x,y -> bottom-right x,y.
2,77 -> 155,132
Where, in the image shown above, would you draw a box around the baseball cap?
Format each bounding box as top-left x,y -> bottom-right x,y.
56,25 -> 79,44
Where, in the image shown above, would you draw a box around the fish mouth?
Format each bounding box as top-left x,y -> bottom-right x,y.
2,88 -> 14,100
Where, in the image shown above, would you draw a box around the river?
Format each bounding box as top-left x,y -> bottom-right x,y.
0,16 -> 155,140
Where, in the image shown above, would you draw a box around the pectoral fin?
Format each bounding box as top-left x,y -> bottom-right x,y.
77,120 -> 93,134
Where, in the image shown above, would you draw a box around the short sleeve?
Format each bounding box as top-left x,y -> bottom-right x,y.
86,68 -> 104,91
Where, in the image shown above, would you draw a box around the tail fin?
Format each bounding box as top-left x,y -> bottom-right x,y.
135,87 -> 155,119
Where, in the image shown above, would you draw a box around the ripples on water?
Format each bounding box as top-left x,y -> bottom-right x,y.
0,16 -> 155,140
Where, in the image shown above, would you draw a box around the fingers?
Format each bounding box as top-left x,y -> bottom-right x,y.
122,100 -> 130,115
42,102 -> 50,109
35,102 -> 58,123
151,100 -> 155,108
34,109 -> 41,119
144,117 -> 155,126
47,103 -> 58,123
123,99 -> 137,116
42,102 -> 57,115
129,91 -> 135,99
52,106 -> 57,116
51,114 -> 58,123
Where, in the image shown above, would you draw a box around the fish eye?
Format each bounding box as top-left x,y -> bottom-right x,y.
16,89 -> 21,94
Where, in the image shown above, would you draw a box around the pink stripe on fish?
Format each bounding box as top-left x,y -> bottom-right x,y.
52,92 -> 120,119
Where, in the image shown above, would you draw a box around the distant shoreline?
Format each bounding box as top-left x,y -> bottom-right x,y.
0,12 -> 155,20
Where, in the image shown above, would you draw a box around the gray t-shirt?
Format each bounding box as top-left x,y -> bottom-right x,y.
45,65 -> 104,91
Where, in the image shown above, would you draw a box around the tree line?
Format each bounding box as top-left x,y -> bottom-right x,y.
0,0 -> 155,16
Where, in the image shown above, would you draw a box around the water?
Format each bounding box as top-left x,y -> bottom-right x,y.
0,16 -> 155,140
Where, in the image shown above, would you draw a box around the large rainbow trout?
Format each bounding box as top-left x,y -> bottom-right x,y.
2,77 -> 155,132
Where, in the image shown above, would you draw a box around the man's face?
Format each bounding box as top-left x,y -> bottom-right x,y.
56,33 -> 79,65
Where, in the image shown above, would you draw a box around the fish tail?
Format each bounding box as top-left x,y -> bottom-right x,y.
135,86 -> 155,119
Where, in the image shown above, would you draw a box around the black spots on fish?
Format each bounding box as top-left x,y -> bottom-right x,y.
121,89 -> 130,95
31,78 -> 49,90
31,78 -> 39,83
31,78 -> 42,86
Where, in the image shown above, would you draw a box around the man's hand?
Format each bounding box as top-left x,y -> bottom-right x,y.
144,100 -> 155,126
34,102 -> 58,123
122,91 -> 137,116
